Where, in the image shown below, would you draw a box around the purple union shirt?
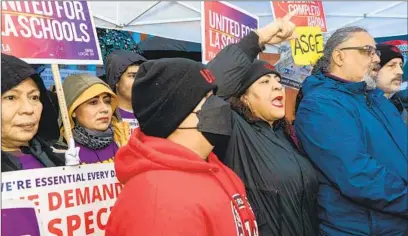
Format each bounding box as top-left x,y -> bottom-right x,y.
76,142 -> 118,164
117,108 -> 140,134
19,153 -> 45,170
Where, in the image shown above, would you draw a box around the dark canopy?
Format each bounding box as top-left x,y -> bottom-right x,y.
137,36 -> 202,61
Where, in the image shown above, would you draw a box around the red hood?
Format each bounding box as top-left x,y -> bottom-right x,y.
108,131 -> 259,236
114,129 -> 221,184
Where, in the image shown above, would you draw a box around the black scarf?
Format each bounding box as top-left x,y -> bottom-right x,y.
72,123 -> 114,150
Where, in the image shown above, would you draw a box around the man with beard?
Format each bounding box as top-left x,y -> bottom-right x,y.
295,26 -> 408,235
375,44 -> 408,124
375,44 -> 404,98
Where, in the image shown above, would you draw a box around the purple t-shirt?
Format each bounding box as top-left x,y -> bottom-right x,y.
117,108 -> 140,134
76,142 -> 118,164
19,153 -> 45,170
1,208 -> 41,236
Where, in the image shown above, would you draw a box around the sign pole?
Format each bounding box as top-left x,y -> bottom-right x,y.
50,64 -> 79,165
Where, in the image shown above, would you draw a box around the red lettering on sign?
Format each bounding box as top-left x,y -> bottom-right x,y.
97,208 -> 109,229
76,186 -> 90,205
48,218 -> 63,236
48,192 -> 62,211
64,189 -> 75,208
84,211 -> 95,234
67,215 -> 81,236
92,186 -> 102,203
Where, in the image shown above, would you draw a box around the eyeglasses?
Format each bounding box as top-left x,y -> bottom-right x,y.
339,45 -> 381,57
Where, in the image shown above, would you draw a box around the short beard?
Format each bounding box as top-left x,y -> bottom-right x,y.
362,73 -> 377,91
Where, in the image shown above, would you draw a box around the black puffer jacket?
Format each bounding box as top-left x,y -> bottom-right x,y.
207,33 -> 319,236
1,53 -> 64,172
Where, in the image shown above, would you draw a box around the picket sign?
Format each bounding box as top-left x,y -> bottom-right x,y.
1,163 -> 121,236
290,26 -> 324,66
271,1 -> 327,67
201,1 -> 259,64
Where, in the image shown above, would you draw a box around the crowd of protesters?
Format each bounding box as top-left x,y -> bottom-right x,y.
1,12 -> 407,236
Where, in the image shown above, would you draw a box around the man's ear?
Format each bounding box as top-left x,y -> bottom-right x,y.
332,49 -> 344,67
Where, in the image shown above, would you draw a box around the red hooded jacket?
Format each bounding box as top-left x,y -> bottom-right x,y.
105,130 -> 258,236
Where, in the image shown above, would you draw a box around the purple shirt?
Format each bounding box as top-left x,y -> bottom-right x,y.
19,153 -> 44,170
1,208 -> 41,236
117,107 -> 140,134
76,142 -> 118,164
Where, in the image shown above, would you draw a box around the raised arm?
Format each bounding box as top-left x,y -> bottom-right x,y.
207,12 -> 296,100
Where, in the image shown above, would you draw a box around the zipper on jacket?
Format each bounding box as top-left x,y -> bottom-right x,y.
364,91 -> 373,108
367,210 -> 373,236
300,187 -> 306,236
277,190 -> 283,236
209,164 -> 257,236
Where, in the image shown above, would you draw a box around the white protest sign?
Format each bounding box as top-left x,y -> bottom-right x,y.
1,163 -> 122,236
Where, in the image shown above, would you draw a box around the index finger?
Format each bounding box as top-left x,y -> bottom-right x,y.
284,9 -> 297,21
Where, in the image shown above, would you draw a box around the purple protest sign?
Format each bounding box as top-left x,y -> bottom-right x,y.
1,200 -> 42,236
1,1 -> 102,65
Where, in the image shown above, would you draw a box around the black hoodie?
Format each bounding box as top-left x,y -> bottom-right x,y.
105,50 -> 146,90
1,53 -> 64,172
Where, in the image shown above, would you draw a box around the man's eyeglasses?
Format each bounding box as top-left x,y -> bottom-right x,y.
339,45 -> 381,57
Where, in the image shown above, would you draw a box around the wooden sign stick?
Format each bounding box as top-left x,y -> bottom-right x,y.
51,64 -> 79,165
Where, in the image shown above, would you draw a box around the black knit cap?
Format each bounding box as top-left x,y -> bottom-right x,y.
235,59 -> 281,97
132,58 -> 217,138
377,43 -> 404,68
1,53 -> 60,143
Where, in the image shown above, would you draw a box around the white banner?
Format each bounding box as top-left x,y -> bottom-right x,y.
1,163 -> 122,236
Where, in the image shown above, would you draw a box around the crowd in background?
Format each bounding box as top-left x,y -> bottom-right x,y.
1,13 -> 407,236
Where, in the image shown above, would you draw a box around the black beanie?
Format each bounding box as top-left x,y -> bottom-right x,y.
132,58 -> 217,138
377,44 -> 404,68
235,60 -> 281,96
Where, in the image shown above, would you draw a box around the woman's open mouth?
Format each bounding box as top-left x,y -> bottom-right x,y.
271,96 -> 284,108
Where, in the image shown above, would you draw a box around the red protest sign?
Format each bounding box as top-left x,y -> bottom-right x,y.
271,1 -> 327,32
